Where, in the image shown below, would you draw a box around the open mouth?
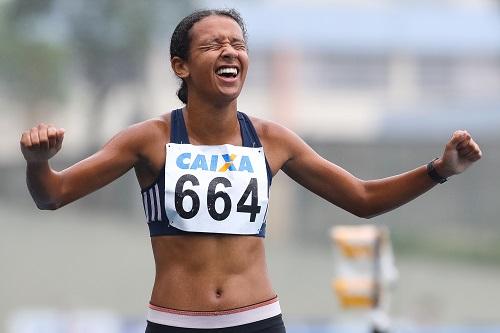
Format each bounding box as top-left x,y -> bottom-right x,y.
216,66 -> 239,78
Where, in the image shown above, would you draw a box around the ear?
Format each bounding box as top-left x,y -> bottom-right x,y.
171,56 -> 190,79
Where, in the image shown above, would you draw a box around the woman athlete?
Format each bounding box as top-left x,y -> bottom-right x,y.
20,9 -> 482,333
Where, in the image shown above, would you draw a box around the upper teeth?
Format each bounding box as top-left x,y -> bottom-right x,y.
217,67 -> 238,75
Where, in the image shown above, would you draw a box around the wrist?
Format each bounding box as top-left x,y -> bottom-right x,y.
26,160 -> 51,172
427,158 -> 448,184
433,158 -> 455,178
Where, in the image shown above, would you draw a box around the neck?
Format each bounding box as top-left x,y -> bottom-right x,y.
184,96 -> 240,145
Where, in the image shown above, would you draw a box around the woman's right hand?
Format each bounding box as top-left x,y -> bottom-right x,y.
20,124 -> 65,163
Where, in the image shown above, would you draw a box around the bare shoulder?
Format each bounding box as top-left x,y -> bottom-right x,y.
247,115 -> 296,143
119,113 -> 173,187
246,115 -> 302,174
127,114 -> 170,141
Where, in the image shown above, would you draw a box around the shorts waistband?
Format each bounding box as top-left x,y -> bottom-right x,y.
147,296 -> 281,329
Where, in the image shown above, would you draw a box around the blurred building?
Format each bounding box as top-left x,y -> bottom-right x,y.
230,1 -> 500,141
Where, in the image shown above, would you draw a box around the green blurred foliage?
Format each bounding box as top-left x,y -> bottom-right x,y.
0,0 -> 194,142
7,0 -> 53,18
0,0 -> 68,109
67,0 -> 155,147
69,1 -> 152,91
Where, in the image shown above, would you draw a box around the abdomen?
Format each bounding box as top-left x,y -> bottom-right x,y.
149,234 -> 275,311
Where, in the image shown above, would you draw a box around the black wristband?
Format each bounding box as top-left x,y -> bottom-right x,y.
427,158 -> 447,184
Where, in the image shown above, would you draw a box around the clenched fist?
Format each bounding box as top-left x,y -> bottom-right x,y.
435,130 -> 482,178
20,123 -> 65,163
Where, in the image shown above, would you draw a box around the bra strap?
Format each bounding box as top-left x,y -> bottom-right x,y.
237,112 -> 262,148
170,109 -> 190,144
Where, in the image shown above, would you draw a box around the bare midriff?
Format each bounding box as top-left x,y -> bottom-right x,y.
149,234 -> 275,311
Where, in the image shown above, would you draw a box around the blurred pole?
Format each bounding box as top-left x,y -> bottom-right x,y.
371,232 -> 390,333
331,225 -> 397,333
270,45 -> 298,128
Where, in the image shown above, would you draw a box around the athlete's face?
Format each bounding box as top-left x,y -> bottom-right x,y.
172,15 -> 249,104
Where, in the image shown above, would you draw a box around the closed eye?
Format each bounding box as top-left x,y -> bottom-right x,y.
199,43 -> 223,51
199,41 -> 246,52
232,43 -> 247,51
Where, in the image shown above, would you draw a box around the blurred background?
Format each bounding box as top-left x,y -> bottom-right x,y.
1,0 -> 499,332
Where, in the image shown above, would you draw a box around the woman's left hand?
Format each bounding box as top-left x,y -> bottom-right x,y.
434,130 -> 482,178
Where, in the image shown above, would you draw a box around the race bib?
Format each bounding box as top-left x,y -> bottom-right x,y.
164,143 -> 269,234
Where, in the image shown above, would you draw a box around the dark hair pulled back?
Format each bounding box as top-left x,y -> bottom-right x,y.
170,9 -> 247,104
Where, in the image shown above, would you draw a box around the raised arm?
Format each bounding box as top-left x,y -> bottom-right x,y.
20,122 -> 149,210
272,125 -> 482,219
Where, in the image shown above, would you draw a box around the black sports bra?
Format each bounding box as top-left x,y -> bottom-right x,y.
140,109 -> 272,237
